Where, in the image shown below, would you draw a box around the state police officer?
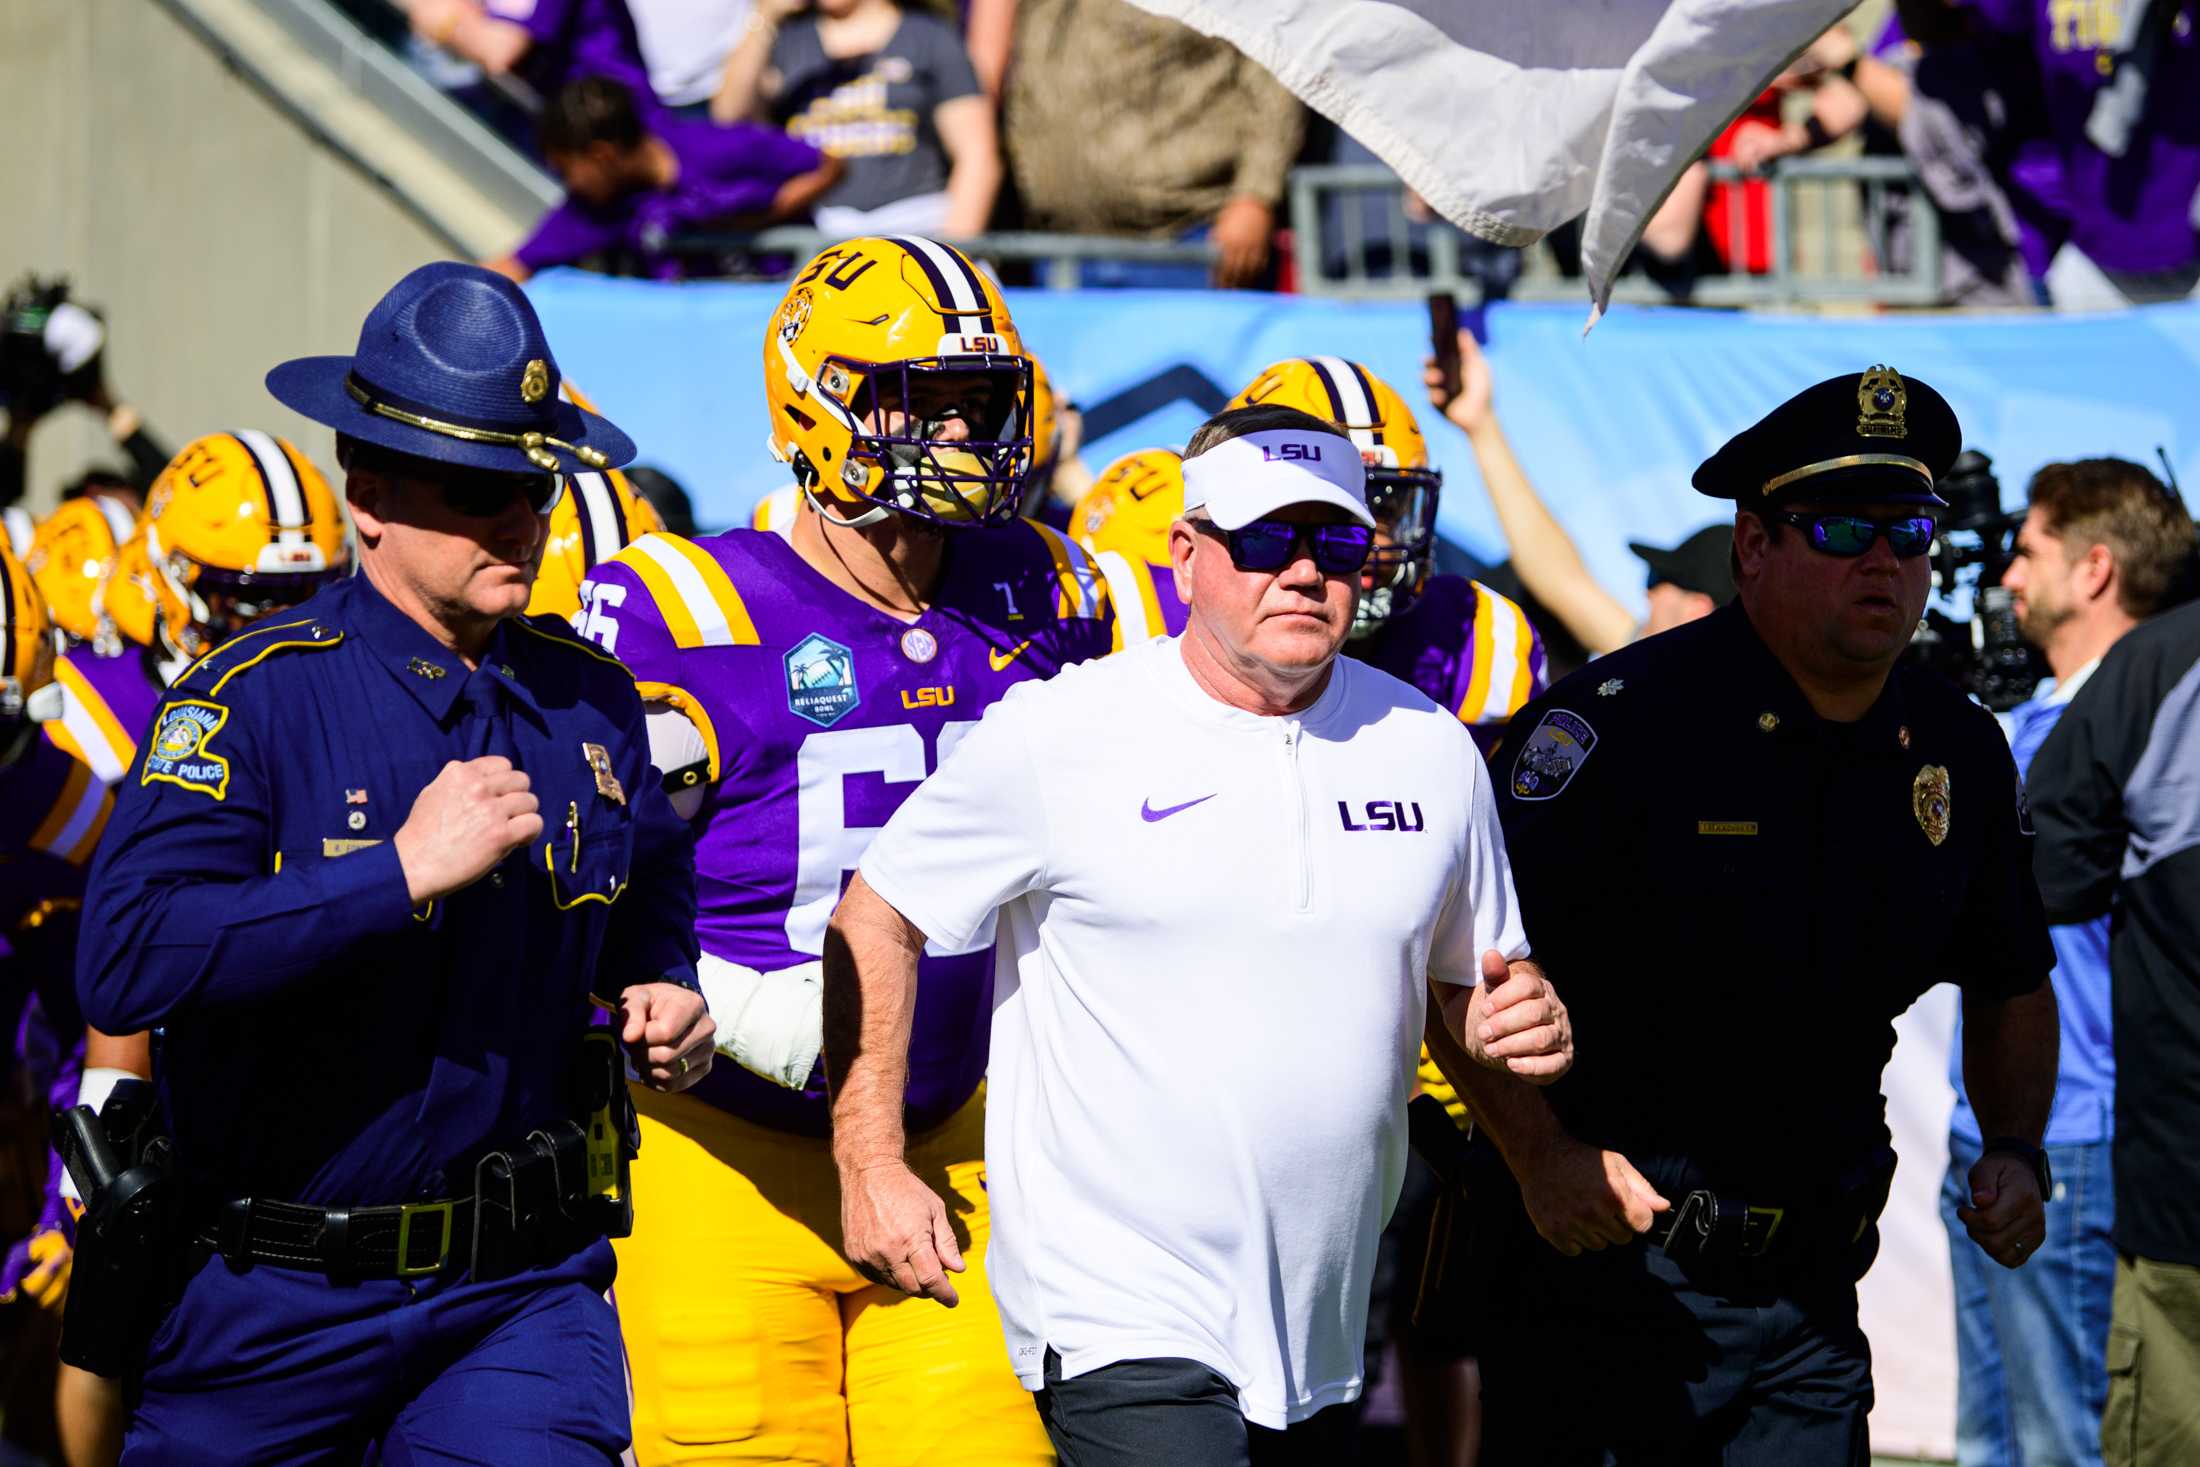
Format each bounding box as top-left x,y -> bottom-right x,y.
75,262 -> 715,1462
1441,366 -> 2060,1464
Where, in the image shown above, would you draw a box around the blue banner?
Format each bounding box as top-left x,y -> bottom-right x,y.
527,271 -> 2200,617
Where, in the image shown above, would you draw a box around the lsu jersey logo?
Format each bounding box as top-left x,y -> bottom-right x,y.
1510,709 -> 1597,802
1339,800 -> 1424,832
900,686 -> 956,709
141,699 -> 232,800
786,633 -> 859,728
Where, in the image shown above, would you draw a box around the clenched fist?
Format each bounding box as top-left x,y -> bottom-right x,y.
393,756 -> 542,904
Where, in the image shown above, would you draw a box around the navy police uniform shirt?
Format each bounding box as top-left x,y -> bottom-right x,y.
1492,601 -> 2051,1196
77,572 -> 699,1209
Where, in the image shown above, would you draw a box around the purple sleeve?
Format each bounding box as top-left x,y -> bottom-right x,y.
682,121 -> 824,186
484,0 -> 573,46
515,200 -> 624,273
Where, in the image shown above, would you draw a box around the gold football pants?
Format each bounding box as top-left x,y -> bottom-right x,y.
614,1083 -> 1053,1467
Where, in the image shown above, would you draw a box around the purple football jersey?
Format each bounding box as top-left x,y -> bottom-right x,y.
44,644 -> 165,788
1972,0 -> 2200,273
579,521 -> 1114,1135
1349,575 -> 1548,758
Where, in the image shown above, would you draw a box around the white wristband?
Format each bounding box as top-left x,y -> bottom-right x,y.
696,953 -> 824,1091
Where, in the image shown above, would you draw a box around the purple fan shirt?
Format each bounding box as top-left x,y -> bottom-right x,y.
517,120 -> 825,280
578,521 -> 1114,1136
487,0 -> 657,111
1968,0 -> 2200,272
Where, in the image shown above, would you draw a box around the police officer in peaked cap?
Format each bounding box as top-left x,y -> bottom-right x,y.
74,261 -> 715,1461
1431,366 -> 2059,1463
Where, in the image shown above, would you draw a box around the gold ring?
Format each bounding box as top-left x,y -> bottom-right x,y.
675,1055 -> 689,1078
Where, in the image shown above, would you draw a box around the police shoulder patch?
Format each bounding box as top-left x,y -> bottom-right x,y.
1509,708 -> 1598,801
141,699 -> 233,801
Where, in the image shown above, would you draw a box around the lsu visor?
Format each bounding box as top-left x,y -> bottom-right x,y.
1180,429 -> 1375,531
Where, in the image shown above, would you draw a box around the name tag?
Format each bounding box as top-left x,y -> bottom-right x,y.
1696,821 -> 1759,837
323,838 -> 384,857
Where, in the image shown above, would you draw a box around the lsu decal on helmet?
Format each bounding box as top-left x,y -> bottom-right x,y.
142,432 -> 351,659
531,467 -> 655,621
1231,357 -> 1441,636
25,493 -> 138,645
763,236 -> 1033,528
1073,448 -> 1183,568
0,536 -> 55,732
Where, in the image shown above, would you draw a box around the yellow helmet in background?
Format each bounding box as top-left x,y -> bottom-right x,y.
0,537 -> 54,730
142,432 -> 351,659
1073,448 -> 1184,567
1230,357 -> 1443,635
763,236 -> 1033,528
530,468 -> 656,621
1028,355 -> 1059,485
25,494 -> 138,645
97,527 -> 159,652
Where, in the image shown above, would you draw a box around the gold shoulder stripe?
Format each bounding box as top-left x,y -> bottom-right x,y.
1456,583 -> 1500,725
1026,520 -> 1107,622
208,632 -> 344,695
614,534 -> 760,649
512,615 -> 628,668
173,617 -> 324,690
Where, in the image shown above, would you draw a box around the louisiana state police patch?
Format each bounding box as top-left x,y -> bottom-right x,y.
1510,709 -> 1597,801
141,699 -> 232,800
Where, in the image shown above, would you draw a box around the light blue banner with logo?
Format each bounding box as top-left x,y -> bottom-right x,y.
527,271 -> 2200,618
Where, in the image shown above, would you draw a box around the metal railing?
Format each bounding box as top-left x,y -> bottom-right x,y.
1289,159 -> 1943,306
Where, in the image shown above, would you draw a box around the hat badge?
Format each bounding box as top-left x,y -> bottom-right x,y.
521,359 -> 550,405
1857,365 -> 1907,440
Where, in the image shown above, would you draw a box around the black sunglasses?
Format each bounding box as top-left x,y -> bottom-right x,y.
434,468 -> 564,519
1194,518 -> 1375,575
1776,511 -> 1937,559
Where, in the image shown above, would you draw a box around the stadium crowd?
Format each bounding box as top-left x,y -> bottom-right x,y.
0,199 -> 2196,1467
367,0 -> 2200,304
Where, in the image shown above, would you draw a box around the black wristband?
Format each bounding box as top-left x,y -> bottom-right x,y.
1803,115 -> 1836,151
1981,1136 -> 2052,1198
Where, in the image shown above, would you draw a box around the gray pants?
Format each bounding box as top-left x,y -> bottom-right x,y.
1035,1348 -> 1359,1467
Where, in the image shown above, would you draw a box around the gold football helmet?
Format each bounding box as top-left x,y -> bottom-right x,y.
142,432 -> 351,659
0,537 -> 54,734
1072,448 -> 1184,568
95,527 -> 158,652
1231,357 -> 1442,635
763,236 -> 1033,528
25,494 -> 138,645
530,467 -> 657,621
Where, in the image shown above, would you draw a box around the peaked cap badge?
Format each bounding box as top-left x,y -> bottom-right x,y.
1857,364 -> 1907,440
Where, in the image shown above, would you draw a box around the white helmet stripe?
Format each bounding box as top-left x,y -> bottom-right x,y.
900,236 -> 984,313
233,429 -> 309,544
572,472 -> 623,569
1310,356 -> 1378,452
93,495 -> 137,547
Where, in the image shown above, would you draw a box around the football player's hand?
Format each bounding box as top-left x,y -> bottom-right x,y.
1959,1151 -> 2047,1270
1521,1140 -> 1669,1256
622,983 -> 715,1092
1211,196 -> 1275,288
1426,330 -> 1494,436
1466,951 -> 1572,1082
0,1229 -> 72,1313
393,756 -> 542,904
841,1161 -> 964,1307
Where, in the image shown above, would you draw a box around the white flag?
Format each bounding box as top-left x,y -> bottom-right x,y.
1124,0 -> 1857,320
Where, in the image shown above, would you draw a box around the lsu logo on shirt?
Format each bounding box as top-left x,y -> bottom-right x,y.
1339,800 -> 1425,832
140,700 -> 231,800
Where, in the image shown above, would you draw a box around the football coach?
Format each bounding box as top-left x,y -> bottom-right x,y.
822,403 -> 1572,1467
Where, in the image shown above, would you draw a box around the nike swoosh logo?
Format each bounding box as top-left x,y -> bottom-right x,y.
1141,794 -> 1216,823
988,640 -> 1033,672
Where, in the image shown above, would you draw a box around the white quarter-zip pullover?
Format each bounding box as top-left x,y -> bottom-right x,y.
860,634 -> 1527,1427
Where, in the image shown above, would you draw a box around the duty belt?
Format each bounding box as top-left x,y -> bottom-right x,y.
1647,1188 -> 1874,1263
199,1195 -> 474,1279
